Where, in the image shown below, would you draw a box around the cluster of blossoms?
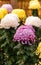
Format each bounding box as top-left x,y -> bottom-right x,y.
0,4 -> 13,19
1,4 -> 13,13
13,25 -> 36,45
0,2 -> 41,65
0,5 -> 41,47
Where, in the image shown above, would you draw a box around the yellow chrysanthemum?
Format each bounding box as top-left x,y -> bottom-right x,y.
39,53 -> 41,58
36,42 -> 41,55
0,8 -> 8,19
0,8 -> 8,16
29,0 -> 41,9
39,61 -> 41,64
0,10 -> 4,19
12,9 -> 26,22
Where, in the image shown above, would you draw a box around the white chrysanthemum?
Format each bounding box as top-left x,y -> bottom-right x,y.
25,16 -> 41,28
0,14 -> 20,29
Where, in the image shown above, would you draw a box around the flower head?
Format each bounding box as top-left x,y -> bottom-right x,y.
12,9 -> 26,22
39,61 -> 41,64
0,14 -> 20,29
0,8 -> 8,15
36,42 -> 41,56
29,0 -> 41,9
25,16 -> 41,28
1,4 -> 13,13
0,8 -> 8,19
35,42 -> 41,65
13,25 -> 36,45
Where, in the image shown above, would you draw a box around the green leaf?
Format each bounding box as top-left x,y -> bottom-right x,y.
1,42 -> 7,48
6,60 -> 12,65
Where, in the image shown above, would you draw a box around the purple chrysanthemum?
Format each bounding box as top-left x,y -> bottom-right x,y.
13,25 -> 36,45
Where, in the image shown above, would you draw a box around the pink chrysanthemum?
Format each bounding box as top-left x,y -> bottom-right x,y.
1,4 -> 13,13
13,25 -> 36,45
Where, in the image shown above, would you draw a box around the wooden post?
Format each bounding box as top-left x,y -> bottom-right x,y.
10,0 -> 18,8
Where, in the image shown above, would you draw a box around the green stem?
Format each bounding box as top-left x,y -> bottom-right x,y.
32,9 -> 38,16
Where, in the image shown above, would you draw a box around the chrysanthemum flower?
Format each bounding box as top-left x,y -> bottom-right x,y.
0,10 -> 4,19
35,42 -> 41,65
36,42 -> 41,56
0,8 -> 8,15
25,16 -> 41,28
29,0 -> 41,9
13,25 -> 36,45
12,9 -> 26,22
1,4 -> 13,13
39,61 -> 41,64
0,8 -> 8,19
0,14 -> 20,29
